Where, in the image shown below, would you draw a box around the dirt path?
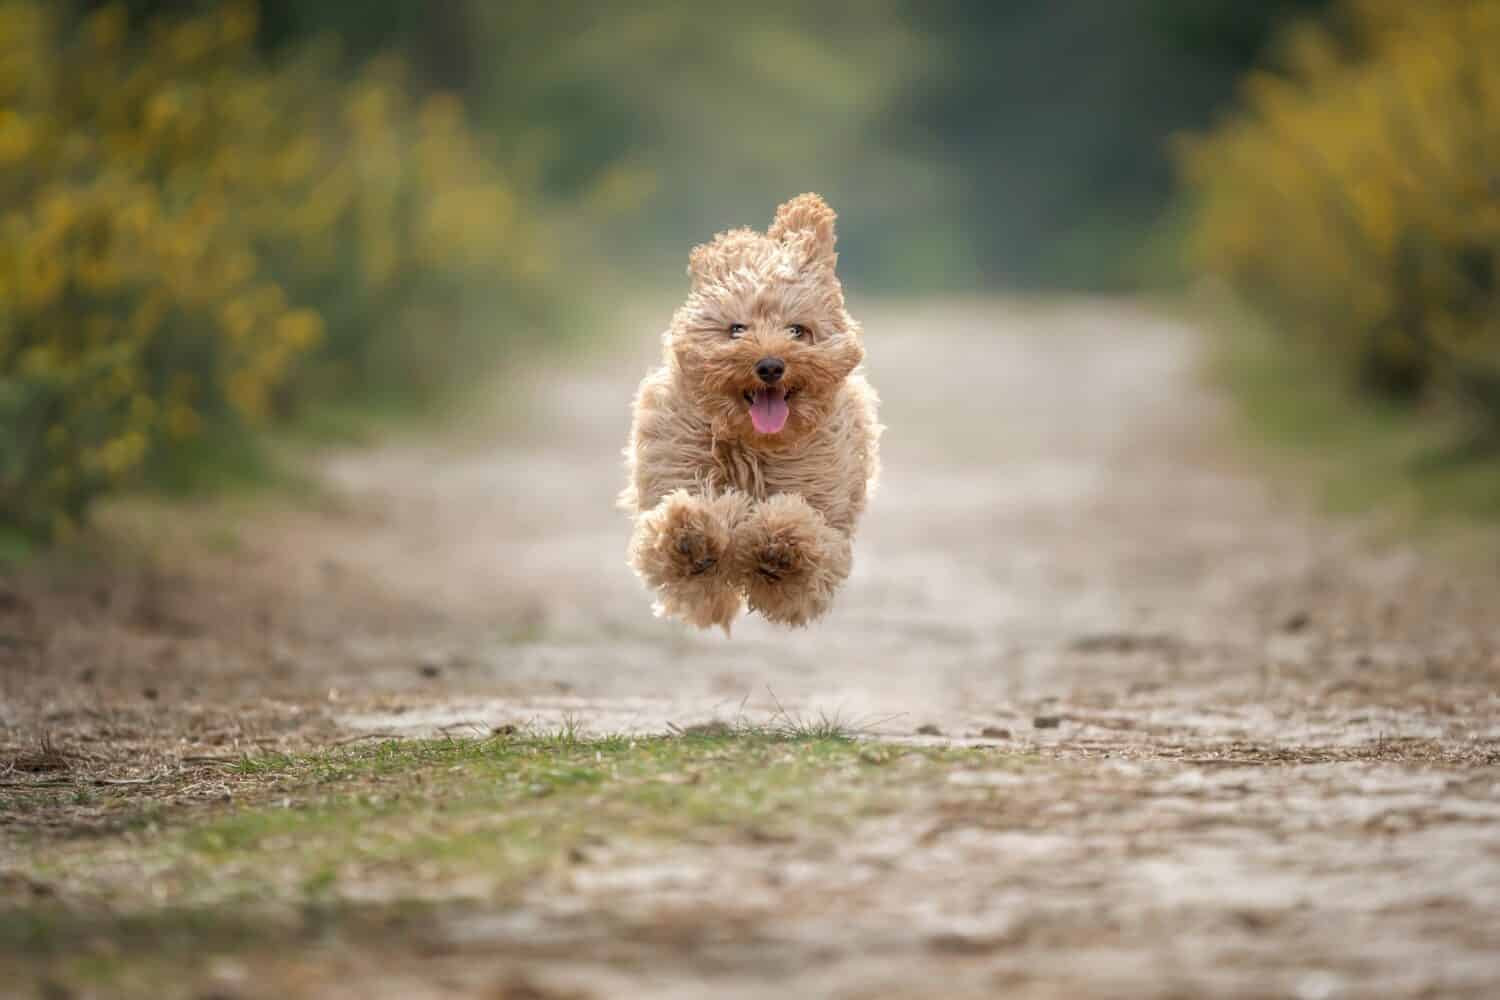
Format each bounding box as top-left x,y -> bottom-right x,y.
4,299 -> 1500,997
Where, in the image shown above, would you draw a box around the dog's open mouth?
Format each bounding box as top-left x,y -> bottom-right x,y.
744,387 -> 794,434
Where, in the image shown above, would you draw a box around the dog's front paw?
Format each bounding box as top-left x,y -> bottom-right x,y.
629,490 -> 755,631
734,494 -> 851,627
633,490 -> 731,588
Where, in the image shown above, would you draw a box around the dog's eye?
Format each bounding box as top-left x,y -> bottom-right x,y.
728,323 -> 747,338
787,324 -> 809,340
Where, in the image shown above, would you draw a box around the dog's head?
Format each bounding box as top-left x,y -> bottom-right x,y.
667,193 -> 863,447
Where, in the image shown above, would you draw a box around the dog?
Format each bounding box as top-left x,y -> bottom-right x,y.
619,193 -> 880,630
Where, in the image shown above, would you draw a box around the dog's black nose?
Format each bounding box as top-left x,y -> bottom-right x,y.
755,357 -> 785,384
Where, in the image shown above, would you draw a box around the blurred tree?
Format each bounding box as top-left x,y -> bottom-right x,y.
457,0 -> 942,285
3,1 -> 548,535
1180,0 -> 1500,423
887,0 -> 1330,288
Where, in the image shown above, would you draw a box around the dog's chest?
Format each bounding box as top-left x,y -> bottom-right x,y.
710,440 -> 804,500
710,440 -> 766,498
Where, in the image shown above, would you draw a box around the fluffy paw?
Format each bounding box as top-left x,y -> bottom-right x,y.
734,493 -> 851,626
633,491 -> 730,585
629,489 -> 753,630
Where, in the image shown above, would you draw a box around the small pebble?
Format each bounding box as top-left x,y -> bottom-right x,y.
1032,715 -> 1061,729
915,723 -> 943,736
979,726 -> 1011,739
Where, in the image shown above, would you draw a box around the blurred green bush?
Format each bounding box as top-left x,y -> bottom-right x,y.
1179,0 -> 1500,425
0,2 -> 554,539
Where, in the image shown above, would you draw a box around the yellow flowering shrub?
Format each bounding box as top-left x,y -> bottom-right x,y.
1179,0 -> 1500,415
0,2 -> 548,537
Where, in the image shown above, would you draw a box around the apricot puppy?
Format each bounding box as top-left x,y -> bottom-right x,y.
620,194 -> 880,630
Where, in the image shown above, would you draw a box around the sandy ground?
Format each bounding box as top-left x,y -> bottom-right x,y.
3,299 -> 1500,997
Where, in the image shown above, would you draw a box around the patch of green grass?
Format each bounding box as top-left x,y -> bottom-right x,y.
1,728 -> 1029,996
230,751 -> 298,777
11,731 -> 1003,925
1210,302 -> 1500,539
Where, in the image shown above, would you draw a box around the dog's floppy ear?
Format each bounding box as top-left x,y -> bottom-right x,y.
769,193 -> 836,266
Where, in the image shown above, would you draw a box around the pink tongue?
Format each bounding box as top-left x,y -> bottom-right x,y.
749,387 -> 789,434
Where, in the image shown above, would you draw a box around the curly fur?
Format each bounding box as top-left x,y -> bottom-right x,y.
620,194 -> 881,631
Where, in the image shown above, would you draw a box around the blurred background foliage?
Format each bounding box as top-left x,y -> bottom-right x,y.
1181,0 -> 1500,437
0,0 -> 556,538
6,0 -> 1498,540
86,0 -> 1331,289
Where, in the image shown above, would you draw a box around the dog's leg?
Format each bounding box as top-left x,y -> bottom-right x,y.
734,493 -> 852,626
629,489 -> 753,630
